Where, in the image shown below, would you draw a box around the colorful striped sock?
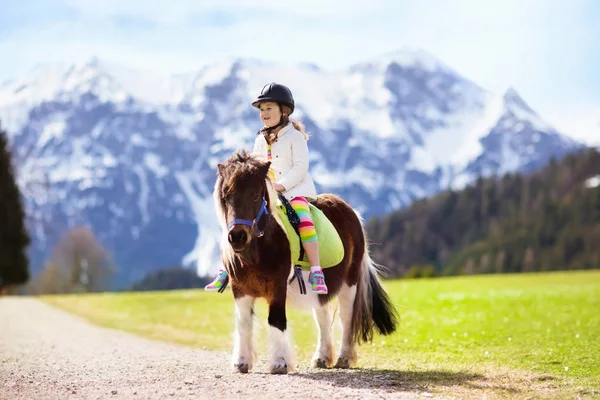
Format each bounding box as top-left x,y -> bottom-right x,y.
290,196 -> 317,243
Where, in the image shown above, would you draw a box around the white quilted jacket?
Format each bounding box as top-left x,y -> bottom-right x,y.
252,122 -> 318,201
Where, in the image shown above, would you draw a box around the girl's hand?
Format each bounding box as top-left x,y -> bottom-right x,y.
273,183 -> 286,192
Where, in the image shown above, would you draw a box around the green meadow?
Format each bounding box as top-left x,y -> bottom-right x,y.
43,270 -> 600,399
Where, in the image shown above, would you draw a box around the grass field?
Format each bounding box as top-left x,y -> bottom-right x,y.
43,270 -> 600,399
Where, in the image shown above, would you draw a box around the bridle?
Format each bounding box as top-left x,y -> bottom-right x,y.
227,196 -> 269,237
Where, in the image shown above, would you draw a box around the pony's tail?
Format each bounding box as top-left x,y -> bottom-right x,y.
352,224 -> 399,344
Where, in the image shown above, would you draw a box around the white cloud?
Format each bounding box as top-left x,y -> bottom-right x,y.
1,0 -> 599,149
368,1 -> 592,92
55,0 -> 389,22
2,0 -> 596,82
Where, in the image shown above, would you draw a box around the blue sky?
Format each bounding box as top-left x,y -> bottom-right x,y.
1,0 -> 599,143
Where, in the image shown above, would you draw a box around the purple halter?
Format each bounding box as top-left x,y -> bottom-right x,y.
227,197 -> 269,237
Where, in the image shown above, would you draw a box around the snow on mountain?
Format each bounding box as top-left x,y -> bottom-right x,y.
585,175 -> 600,188
0,50 -> 584,287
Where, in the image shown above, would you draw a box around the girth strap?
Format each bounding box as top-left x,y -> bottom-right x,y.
288,265 -> 306,295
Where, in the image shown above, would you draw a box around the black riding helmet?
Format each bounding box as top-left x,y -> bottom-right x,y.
251,83 -> 295,115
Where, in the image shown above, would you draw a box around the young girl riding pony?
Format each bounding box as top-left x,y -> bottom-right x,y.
205,82 -> 328,294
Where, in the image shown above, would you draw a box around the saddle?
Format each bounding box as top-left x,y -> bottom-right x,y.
276,194 -> 345,270
277,194 -> 345,295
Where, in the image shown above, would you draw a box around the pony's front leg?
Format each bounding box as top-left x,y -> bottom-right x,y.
232,295 -> 256,373
267,294 -> 295,374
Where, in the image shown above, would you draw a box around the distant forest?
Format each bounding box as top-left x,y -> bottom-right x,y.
366,148 -> 600,278
127,266 -> 211,292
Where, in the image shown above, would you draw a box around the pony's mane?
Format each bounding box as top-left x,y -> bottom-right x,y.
217,149 -> 283,222
217,150 -> 268,196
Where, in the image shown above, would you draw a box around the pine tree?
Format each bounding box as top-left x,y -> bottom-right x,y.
495,251 -> 505,274
464,257 -> 475,275
0,124 -> 30,291
523,247 -> 536,272
479,253 -> 491,274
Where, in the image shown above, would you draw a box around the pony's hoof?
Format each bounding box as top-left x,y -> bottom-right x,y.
312,358 -> 331,369
234,363 -> 249,373
270,365 -> 288,374
269,359 -> 288,374
334,358 -> 351,369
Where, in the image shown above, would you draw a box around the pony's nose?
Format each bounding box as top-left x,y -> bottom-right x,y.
228,229 -> 247,245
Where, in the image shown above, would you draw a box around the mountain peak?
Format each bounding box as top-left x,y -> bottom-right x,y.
503,87 -> 533,113
350,47 -> 455,74
84,56 -> 100,68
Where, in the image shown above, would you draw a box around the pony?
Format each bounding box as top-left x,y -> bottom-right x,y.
214,150 -> 399,374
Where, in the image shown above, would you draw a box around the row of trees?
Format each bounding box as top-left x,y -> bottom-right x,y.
1,121 -> 115,295
126,266 -> 211,291
366,148 -> 600,278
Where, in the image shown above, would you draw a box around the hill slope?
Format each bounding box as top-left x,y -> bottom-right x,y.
366,148 -> 600,276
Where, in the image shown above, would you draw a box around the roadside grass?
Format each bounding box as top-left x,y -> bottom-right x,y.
43,270 -> 600,399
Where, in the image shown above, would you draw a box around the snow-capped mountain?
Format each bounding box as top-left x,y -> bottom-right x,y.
0,49 -> 583,287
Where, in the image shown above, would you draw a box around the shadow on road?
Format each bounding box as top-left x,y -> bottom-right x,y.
295,367 -> 539,396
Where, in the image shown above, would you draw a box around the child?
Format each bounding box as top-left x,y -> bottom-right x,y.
205,82 -> 328,294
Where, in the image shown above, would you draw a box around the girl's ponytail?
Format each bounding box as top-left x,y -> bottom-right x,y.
291,119 -> 309,140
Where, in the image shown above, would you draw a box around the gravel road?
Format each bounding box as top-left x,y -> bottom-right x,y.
1,297 -> 442,400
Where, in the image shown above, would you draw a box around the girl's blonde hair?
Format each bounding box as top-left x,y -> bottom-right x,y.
283,105 -> 309,140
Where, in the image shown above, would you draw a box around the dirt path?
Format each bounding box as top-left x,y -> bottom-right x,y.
0,297 -> 443,400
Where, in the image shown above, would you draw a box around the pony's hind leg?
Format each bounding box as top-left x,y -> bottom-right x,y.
267,297 -> 295,374
335,283 -> 358,369
232,295 -> 256,373
312,305 -> 335,368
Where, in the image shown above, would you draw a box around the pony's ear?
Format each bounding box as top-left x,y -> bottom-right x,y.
258,161 -> 271,178
217,163 -> 225,176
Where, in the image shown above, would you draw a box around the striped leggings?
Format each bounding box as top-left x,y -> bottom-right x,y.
289,196 -> 318,243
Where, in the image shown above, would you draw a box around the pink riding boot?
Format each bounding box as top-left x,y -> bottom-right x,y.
205,268 -> 228,291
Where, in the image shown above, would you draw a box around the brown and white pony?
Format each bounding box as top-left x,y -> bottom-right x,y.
214,150 -> 399,374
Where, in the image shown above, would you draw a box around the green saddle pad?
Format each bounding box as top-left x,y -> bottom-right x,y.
276,200 -> 345,270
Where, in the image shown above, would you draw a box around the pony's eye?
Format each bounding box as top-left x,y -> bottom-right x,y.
253,193 -> 260,201
220,188 -> 229,205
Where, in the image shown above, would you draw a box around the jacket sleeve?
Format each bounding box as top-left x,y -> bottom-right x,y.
278,131 -> 309,190
252,135 -> 266,160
